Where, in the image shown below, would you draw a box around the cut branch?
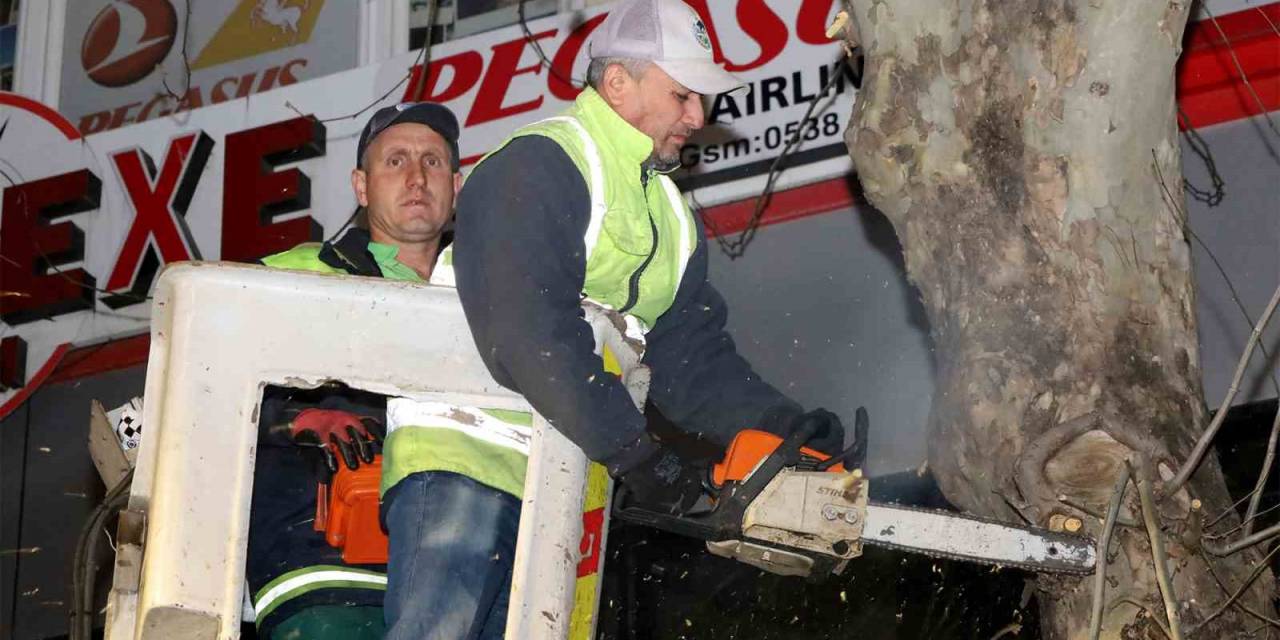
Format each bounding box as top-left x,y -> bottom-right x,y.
1135,457 -> 1185,639
1089,464 -> 1133,640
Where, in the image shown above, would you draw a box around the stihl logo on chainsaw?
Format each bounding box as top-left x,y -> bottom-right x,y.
817,486 -> 860,501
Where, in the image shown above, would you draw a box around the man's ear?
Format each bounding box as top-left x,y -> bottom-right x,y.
600,63 -> 633,107
452,172 -> 463,199
351,168 -> 369,207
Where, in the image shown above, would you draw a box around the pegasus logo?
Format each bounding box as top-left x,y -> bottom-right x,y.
81,0 -> 178,87
252,0 -> 310,37
191,0 -> 325,71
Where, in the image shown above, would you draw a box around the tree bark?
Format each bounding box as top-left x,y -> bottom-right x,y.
838,0 -> 1275,637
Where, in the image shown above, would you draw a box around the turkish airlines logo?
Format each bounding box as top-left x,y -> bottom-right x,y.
81,0 -> 178,88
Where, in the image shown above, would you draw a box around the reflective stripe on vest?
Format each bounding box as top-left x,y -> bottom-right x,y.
656,175 -> 695,289
386,398 -> 532,455
253,565 -> 387,621
539,116 -> 609,259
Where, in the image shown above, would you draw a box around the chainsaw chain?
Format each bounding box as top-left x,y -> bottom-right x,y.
860,502 -> 1097,575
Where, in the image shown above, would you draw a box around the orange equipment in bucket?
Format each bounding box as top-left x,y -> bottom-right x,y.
315,455 -> 390,564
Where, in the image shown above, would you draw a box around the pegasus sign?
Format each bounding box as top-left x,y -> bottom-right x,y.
61,0 -> 352,136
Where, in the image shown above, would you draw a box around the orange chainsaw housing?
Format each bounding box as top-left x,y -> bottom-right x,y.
710,429 -> 845,488
315,454 -> 390,564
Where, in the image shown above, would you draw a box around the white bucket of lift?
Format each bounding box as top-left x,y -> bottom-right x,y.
105,263 -> 625,640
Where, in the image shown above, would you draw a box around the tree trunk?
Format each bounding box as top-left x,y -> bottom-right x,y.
838,0 -> 1275,637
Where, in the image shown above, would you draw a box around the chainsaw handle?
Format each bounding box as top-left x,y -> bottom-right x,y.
612,490 -> 739,540
815,406 -> 869,472
612,418 -> 823,541
728,415 -> 822,503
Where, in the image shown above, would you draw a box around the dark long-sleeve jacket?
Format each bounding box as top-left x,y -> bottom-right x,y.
454,136 -> 800,473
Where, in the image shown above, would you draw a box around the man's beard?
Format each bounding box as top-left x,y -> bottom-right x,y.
645,149 -> 682,173
645,128 -> 692,173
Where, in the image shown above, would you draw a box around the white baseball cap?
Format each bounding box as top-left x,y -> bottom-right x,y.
588,0 -> 745,95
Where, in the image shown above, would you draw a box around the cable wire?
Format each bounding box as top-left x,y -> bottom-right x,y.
707,64 -> 848,259
1178,106 -> 1225,207
518,0 -> 584,90
70,469 -> 134,640
1200,3 -> 1280,142
309,0 -> 438,127
159,0 -> 193,104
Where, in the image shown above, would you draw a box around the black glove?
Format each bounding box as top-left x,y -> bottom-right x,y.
789,407 -> 870,471
618,447 -> 706,515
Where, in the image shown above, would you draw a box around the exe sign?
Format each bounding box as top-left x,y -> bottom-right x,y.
0,92 -> 327,327
0,118 -> 210,315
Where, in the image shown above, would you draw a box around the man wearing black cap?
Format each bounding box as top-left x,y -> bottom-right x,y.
261,101 -> 463,280
248,102 -> 525,639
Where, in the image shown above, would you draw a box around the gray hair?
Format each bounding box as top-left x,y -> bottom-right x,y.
586,57 -> 652,90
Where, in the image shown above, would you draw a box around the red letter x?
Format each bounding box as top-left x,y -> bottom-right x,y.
104,132 -> 212,298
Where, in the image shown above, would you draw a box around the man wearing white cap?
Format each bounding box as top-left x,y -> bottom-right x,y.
456,0 -> 858,542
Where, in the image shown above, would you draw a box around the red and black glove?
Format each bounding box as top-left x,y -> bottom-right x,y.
288,408 -> 384,474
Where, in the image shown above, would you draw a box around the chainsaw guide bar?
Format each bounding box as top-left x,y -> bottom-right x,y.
860,502 -> 1096,575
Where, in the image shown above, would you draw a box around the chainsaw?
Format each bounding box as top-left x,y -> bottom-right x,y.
613,411 -> 1097,579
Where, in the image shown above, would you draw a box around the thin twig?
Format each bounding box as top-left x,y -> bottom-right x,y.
1154,148 -> 1280,533
1167,282 -> 1280,496
1244,406 -> 1280,536
1134,457 -> 1184,639
1206,501 -> 1280,541
1089,465 -> 1133,640
1110,597 -> 1174,640
1207,487 -> 1261,530
1204,520 -> 1280,557
1197,545 -> 1280,630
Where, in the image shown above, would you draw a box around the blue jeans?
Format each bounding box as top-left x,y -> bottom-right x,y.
382,471 -> 522,640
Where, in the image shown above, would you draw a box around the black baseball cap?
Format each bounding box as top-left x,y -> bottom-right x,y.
356,102 -> 461,171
